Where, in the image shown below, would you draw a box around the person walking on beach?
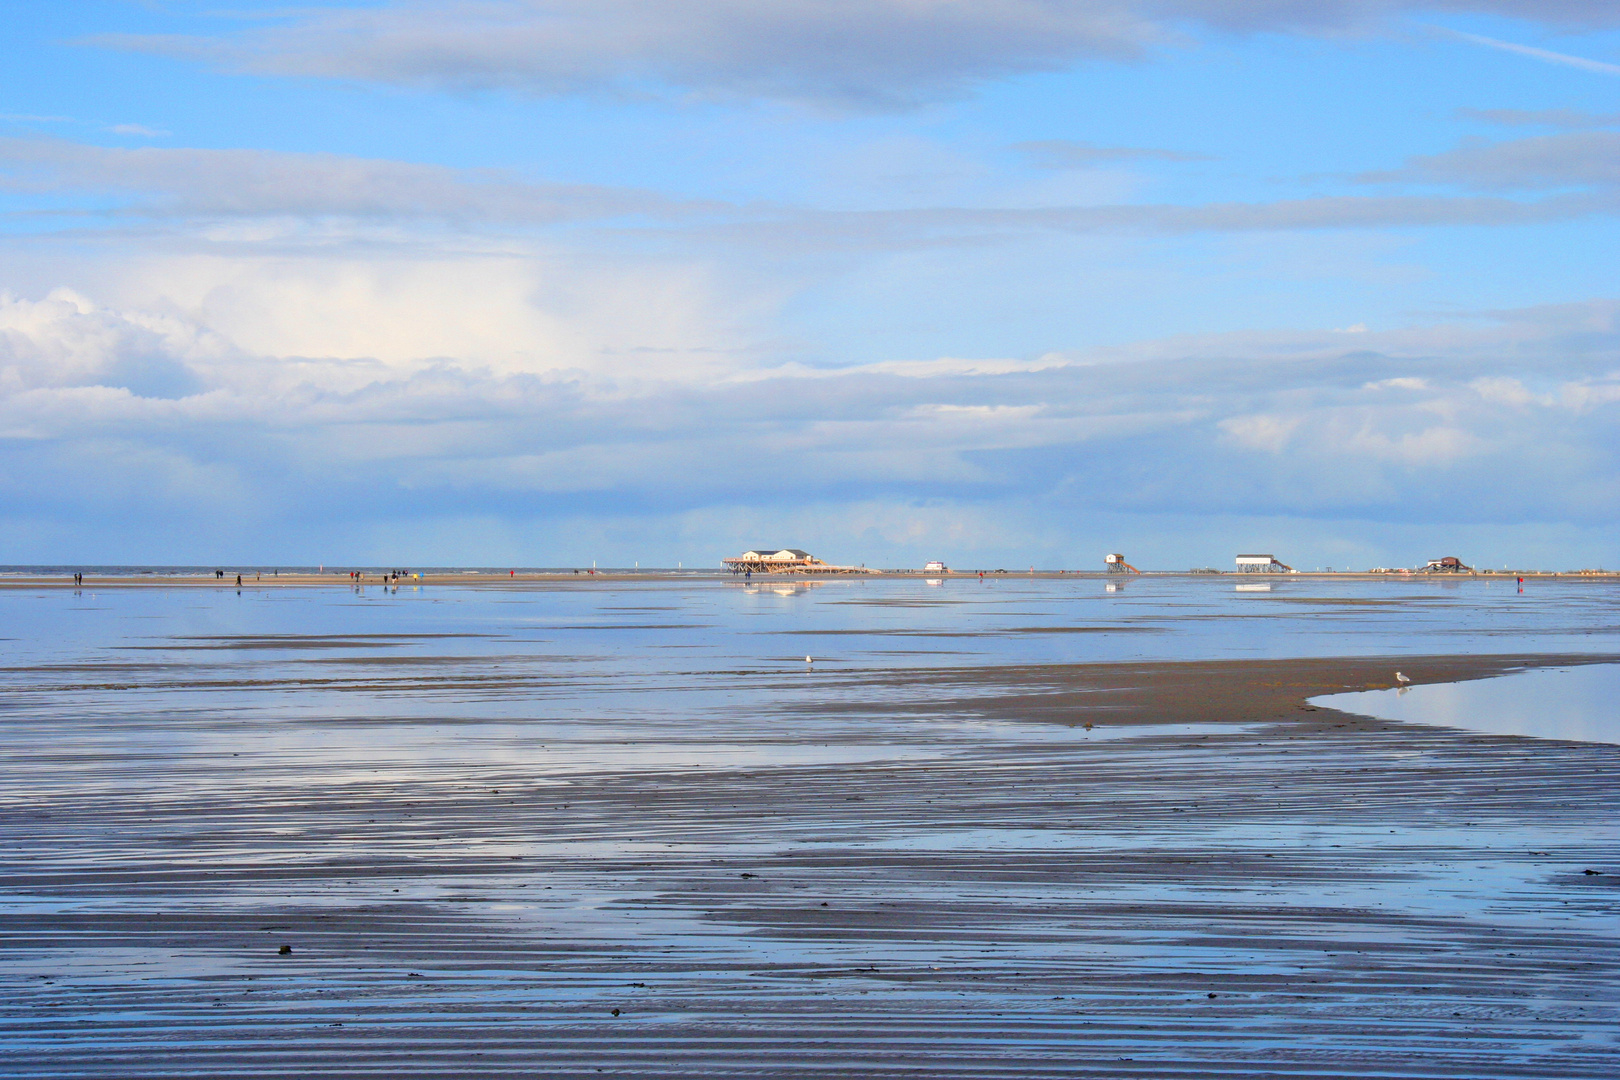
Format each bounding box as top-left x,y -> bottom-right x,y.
235,574 -> 242,587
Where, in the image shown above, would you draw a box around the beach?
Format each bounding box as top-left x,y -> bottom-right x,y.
2,577 -> 1617,1077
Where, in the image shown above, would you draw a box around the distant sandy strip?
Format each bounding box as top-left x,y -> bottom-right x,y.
4,571 -> 1618,587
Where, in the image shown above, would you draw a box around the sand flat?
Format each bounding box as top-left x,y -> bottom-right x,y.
3,628 -> 1618,1078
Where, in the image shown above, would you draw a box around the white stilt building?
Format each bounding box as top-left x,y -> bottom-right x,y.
723,549 -> 878,575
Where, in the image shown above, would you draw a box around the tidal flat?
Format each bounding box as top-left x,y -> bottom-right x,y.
2,576 -> 1617,1078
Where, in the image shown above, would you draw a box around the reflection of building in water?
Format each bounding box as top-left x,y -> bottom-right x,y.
1419,556 -> 1472,573
1235,553 -> 1293,573
741,581 -> 821,597
1105,553 -> 1140,574
723,549 -> 878,575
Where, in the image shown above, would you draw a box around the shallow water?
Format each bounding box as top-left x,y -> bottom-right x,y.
8,573 -> 1617,671
1315,664 -> 1620,745
4,576 -> 1614,762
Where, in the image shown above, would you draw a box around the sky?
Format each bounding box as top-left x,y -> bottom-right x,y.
1,1 -> 1617,571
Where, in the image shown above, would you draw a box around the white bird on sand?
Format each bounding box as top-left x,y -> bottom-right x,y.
805,655 -> 813,664
1395,672 -> 1411,685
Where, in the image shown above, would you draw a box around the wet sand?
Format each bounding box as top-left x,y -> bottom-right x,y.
3,644 -> 1617,1078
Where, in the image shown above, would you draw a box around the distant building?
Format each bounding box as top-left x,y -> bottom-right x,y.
1419,556 -> 1472,573
924,560 -> 947,572
1235,554 -> 1293,573
1105,553 -> 1140,574
725,549 -> 817,571
723,549 -> 879,575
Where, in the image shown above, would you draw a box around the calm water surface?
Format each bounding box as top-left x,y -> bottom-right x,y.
2,574 -> 1614,728
2,574 -> 1613,757
1316,663 -> 1620,744
6,574 -> 1616,666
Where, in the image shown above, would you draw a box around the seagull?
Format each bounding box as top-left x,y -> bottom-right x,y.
1395,672 -> 1411,685
805,655 -> 813,664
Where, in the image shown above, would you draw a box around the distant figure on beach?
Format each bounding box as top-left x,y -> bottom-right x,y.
235,574 -> 242,587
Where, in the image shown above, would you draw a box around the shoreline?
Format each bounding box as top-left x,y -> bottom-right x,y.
4,569 -> 1618,587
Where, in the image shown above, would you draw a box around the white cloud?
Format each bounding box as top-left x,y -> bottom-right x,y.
1364,131 -> 1620,191
1470,375 -> 1539,406
1558,377 -> 1620,410
8,131 -> 1619,263
91,1 -> 1620,107
93,0 -> 1167,109
0,288 -> 229,397
1343,422 -> 1481,465
2,239 -> 777,387
2,282 -> 1617,562
0,137 -> 695,223
1220,413 -> 1300,452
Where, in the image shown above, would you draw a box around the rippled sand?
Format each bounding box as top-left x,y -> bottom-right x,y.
3,578 -> 1619,1077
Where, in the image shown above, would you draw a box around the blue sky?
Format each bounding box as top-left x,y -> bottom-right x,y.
1,1 -> 1617,570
